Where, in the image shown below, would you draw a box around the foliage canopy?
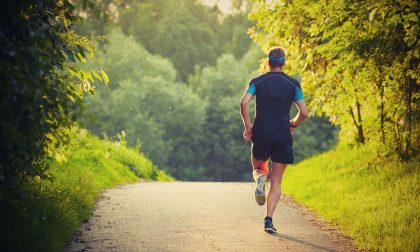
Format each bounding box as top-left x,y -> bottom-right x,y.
79,1 -> 339,181
249,0 -> 419,159
0,0 -> 107,192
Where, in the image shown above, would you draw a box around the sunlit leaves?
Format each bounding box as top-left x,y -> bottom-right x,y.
0,0 -> 109,190
369,8 -> 378,22
249,0 -> 419,159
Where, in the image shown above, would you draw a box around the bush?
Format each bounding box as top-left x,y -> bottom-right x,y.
0,0 -> 107,194
0,128 -> 172,252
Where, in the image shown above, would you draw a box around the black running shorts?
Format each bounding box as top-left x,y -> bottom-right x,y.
251,139 -> 294,164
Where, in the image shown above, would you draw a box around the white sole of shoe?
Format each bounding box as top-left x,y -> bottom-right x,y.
255,175 -> 266,205
264,227 -> 277,233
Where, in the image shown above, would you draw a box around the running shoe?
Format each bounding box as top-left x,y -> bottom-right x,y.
264,219 -> 277,233
255,174 -> 267,205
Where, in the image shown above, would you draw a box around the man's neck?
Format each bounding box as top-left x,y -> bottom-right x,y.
269,68 -> 283,72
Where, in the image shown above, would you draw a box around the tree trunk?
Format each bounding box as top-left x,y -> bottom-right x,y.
403,75 -> 414,159
356,100 -> 365,143
378,72 -> 385,144
349,101 -> 365,144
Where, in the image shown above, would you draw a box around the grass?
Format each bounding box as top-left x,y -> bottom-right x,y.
283,143 -> 419,252
0,129 -> 172,252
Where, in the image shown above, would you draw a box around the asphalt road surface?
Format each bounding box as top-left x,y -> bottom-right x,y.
66,182 -> 360,252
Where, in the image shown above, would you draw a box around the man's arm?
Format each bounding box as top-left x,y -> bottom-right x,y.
290,100 -> 309,127
240,92 -> 253,141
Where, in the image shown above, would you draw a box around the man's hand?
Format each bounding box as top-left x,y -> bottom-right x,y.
290,126 -> 295,135
290,120 -> 297,135
243,127 -> 252,141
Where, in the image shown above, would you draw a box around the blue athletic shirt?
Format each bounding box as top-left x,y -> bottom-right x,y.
247,77 -> 304,101
245,71 -> 305,141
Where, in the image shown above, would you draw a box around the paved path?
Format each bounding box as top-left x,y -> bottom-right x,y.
66,182 -> 360,252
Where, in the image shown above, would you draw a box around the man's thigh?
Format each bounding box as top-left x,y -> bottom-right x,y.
271,140 -> 294,164
251,141 -> 273,175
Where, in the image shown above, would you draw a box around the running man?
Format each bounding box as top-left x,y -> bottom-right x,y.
239,47 -> 308,233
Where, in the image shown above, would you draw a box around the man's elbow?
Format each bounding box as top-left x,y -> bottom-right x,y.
239,100 -> 248,108
301,109 -> 309,119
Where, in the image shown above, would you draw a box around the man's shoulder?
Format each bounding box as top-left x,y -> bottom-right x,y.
279,72 -> 301,88
249,72 -> 271,84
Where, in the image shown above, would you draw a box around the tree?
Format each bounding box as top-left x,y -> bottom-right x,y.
78,2 -> 341,181
80,30 -> 206,179
99,0 -> 255,81
188,46 -> 338,180
149,6 -> 220,81
0,0 -> 107,192
249,0 -> 419,159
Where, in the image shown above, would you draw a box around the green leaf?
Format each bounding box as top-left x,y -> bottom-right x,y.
85,71 -> 94,82
74,52 -> 86,63
369,8 -> 378,22
93,71 -> 102,81
67,94 -> 75,102
387,14 -> 402,25
99,69 -> 109,86
404,13 -> 418,22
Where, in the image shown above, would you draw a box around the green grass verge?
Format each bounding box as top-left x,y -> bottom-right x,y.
0,129 -> 172,252
283,143 -> 419,252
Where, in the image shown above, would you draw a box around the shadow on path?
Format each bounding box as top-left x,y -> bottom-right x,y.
272,232 -> 337,252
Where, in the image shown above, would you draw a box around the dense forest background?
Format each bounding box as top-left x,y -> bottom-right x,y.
1,0 -> 416,193
0,1 -> 417,251
76,0 -> 338,181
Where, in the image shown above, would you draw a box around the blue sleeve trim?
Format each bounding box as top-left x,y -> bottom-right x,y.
294,87 -> 305,101
246,82 -> 256,95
